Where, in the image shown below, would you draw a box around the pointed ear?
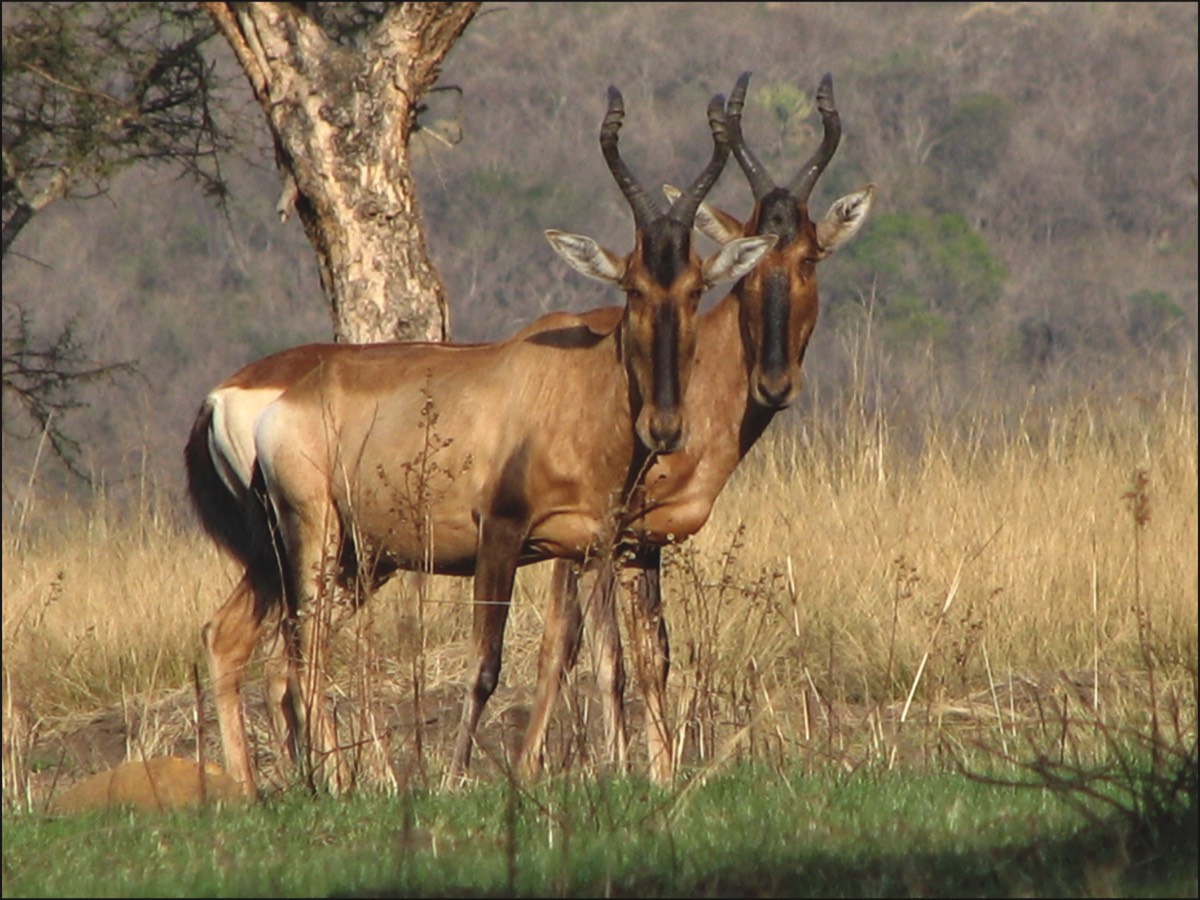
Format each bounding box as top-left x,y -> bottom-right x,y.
815,184 -> 875,257
545,229 -> 625,284
701,234 -> 777,286
663,183 -> 747,245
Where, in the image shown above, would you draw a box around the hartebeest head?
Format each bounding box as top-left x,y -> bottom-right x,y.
677,72 -> 875,410
547,87 -> 776,453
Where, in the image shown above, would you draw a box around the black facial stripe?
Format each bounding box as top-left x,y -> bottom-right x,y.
758,190 -> 803,245
652,304 -> 681,411
760,270 -> 790,373
643,219 -> 692,287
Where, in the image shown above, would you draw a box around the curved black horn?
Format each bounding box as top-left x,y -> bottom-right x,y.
788,72 -> 842,203
600,85 -> 661,231
667,92 -> 732,226
726,71 -> 777,201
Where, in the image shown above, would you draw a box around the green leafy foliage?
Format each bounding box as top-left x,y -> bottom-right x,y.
932,92 -> 1015,204
829,210 -> 1007,351
1126,289 -> 1187,348
747,78 -> 819,161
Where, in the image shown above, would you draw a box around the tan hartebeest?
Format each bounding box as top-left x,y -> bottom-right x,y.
184,86 -> 775,795
514,72 -> 875,784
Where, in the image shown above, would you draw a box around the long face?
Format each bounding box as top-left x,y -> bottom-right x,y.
739,189 -> 820,409
546,84 -> 776,455
621,220 -> 706,452
718,71 -> 874,411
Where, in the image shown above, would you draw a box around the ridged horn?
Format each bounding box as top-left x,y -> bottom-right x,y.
600,85 -> 661,231
788,72 -> 842,204
667,92 -> 731,226
726,71 -> 777,201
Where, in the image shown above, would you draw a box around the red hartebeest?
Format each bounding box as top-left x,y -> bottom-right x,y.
184,86 -> 775,796
514,72 -> 875,784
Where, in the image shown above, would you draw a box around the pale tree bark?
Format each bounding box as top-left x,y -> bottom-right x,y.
201,2 -> 480,343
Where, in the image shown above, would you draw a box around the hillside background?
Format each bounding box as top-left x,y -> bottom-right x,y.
3,1 -> 1197,513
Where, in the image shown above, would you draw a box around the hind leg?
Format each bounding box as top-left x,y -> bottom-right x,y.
260,611 -> 301,774
263,485 -> 351,794
203,573 -> 275,797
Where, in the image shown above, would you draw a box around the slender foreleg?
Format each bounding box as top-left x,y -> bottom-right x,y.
620,546 -> 673,784
446,510 -> 528,789
516,558 -> 584,782
588,559 -> 629,772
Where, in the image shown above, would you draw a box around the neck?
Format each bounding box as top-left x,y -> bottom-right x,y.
622,291 -> 782,542
692,293 -> 767,450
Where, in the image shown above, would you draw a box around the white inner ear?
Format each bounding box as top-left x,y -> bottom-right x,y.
662,184 -> 742,245
702,234 -> 777,285
545,229 -> 624,284
816,184 -> 876,256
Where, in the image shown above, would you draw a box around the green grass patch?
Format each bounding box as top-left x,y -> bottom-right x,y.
4,760 -> 1195,898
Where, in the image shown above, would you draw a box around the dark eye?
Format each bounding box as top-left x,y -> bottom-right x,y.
627,289 -> 643,302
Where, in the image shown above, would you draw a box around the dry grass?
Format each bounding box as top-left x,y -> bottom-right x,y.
666,381 -> 1197,774
692,383 -> 1197,687
3,376 -> 1196,807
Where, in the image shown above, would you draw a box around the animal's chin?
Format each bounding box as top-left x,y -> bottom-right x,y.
637,421 -> 686,455
752,380 -> 798,410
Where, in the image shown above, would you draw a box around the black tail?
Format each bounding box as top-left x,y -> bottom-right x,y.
184,398 -> 282,597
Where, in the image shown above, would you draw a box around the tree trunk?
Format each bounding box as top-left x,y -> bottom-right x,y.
202,2 -> 480,343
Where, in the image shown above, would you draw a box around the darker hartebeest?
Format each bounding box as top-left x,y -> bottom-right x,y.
514,72 -> 874,784
184,86 -> 775,795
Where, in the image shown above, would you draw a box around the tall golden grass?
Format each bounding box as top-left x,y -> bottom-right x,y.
3,372 -> 1196,801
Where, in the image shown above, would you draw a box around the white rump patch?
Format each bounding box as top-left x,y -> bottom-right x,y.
208,386 -> 287,496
